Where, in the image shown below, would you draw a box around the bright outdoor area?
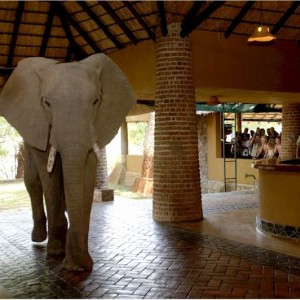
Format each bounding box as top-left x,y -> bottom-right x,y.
0,117 -> 149,211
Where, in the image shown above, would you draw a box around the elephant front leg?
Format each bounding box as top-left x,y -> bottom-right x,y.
42,153 -> 68,256
24,144 -> 47,242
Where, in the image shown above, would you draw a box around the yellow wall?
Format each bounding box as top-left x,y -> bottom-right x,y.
108,31 -> 300,103
127,155 -> 143,173
259,169 -> 300,226
108,41 -> 156,100
191,31 -> 300,94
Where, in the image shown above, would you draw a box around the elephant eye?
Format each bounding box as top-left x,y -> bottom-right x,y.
45,101 -> 51,108
93,99 -> 99,106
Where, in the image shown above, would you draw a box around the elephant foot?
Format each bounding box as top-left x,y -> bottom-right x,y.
62,255 -> 93,272
31,219 -> 47,242
47,239 -> 66,256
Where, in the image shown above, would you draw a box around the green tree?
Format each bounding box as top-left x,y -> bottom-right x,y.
0,117 -> 22,179
128,122 -> 147,148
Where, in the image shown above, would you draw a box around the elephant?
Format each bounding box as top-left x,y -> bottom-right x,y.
0,54 -> 136,271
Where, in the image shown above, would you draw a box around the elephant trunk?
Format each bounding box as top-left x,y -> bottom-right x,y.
60,149 -> 94,270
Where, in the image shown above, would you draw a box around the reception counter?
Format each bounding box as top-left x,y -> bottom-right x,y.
253,158 -> 300,240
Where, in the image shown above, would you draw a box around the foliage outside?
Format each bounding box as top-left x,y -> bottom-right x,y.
128,122 -> 147,155
0,181 -> 149,211
0,117 -> 23,179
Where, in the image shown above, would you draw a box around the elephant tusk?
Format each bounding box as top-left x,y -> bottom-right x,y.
93,143 -> 102,163
47,145 -> 57,173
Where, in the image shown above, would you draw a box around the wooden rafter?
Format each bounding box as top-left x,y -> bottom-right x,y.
53,3 -> 87,61
78,2 -> 123,49
99,1 -> 138,45
6,1 -> 24,67
65,44 -> 73,62
271,1 -> 300,35
123,1 -> 155,42
157,1 -> 168,37
39,2 -> 55,57
181,1 -> 203,30
224,1 -> 254,39
180,1 -> 225,38
55,2 -> 102,54
0,67 -> 14,76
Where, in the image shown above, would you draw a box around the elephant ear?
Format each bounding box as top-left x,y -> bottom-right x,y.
80,54 -> 136,148
0,57 -> 58,151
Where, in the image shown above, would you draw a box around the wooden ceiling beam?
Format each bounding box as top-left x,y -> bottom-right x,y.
180,1 -> 225,38
99,1 -> 138,44
181,1 -> 203,30
78,2 -> 123,49
55,2 -> 102,54
224,1 -> 254,39
157,1 -> 168,37
6,1 -> 24,67
53,3 -> 87,61
39,2 -> 55,57
123,1 -> 155,41
271,1 -> 300,35
0,67 -> 14,76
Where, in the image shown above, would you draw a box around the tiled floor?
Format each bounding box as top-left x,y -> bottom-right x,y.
1,190 -> 300,298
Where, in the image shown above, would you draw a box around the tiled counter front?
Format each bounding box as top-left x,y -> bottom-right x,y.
254,159 -> 300,240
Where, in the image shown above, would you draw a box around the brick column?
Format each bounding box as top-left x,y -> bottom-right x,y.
95,147 -> 109,189
281,103 -> 300,159
153,23 -> 203,222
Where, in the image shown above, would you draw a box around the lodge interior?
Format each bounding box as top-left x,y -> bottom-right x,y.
1,1 -> 300,298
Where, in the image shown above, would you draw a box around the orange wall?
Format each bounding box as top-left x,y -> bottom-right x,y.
191,30 -> 300,93
109,30 -> 300,101
109,41 -> 156,100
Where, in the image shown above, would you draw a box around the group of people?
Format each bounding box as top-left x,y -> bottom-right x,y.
230,127 -> 282,160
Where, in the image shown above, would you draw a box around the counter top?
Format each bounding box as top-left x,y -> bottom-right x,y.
253,158 -> 300,172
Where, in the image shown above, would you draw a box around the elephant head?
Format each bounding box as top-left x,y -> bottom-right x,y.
0,54 -> 136,270
0,54 -> 135,165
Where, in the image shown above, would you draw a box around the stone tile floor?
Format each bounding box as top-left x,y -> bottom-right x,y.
1,191 -> 300,298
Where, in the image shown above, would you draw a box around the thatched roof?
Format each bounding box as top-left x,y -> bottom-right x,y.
0,1 -> 300,68
0,1 -> 299,95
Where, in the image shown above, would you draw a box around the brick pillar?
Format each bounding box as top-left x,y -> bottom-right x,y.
198,115 -> 208,194
281,103 -> 300,159
95,147 -> 109,189
153,23 -> 203,222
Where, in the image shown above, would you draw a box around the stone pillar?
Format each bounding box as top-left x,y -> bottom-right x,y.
95,147 -> 114,202
198,115 -> 208,194
95,147 -> 109,189
281,103 -> 300,159
119,121 -> 128,184
153,23 -> 203,222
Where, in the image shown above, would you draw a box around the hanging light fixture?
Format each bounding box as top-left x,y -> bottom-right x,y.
248,2 -> 276,43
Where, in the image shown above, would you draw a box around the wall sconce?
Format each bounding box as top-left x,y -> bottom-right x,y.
248,2 -> 276,43
207,96 -> 221,105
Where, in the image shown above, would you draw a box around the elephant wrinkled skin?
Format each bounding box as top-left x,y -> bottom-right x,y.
0,54 -> 136,271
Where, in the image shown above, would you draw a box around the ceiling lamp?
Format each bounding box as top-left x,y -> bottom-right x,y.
248,1 -> 276,43
207,96 -> 221,105
248,25 -> 276,42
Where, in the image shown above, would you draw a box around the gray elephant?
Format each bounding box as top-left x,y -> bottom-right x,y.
0,54 -> 136,271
